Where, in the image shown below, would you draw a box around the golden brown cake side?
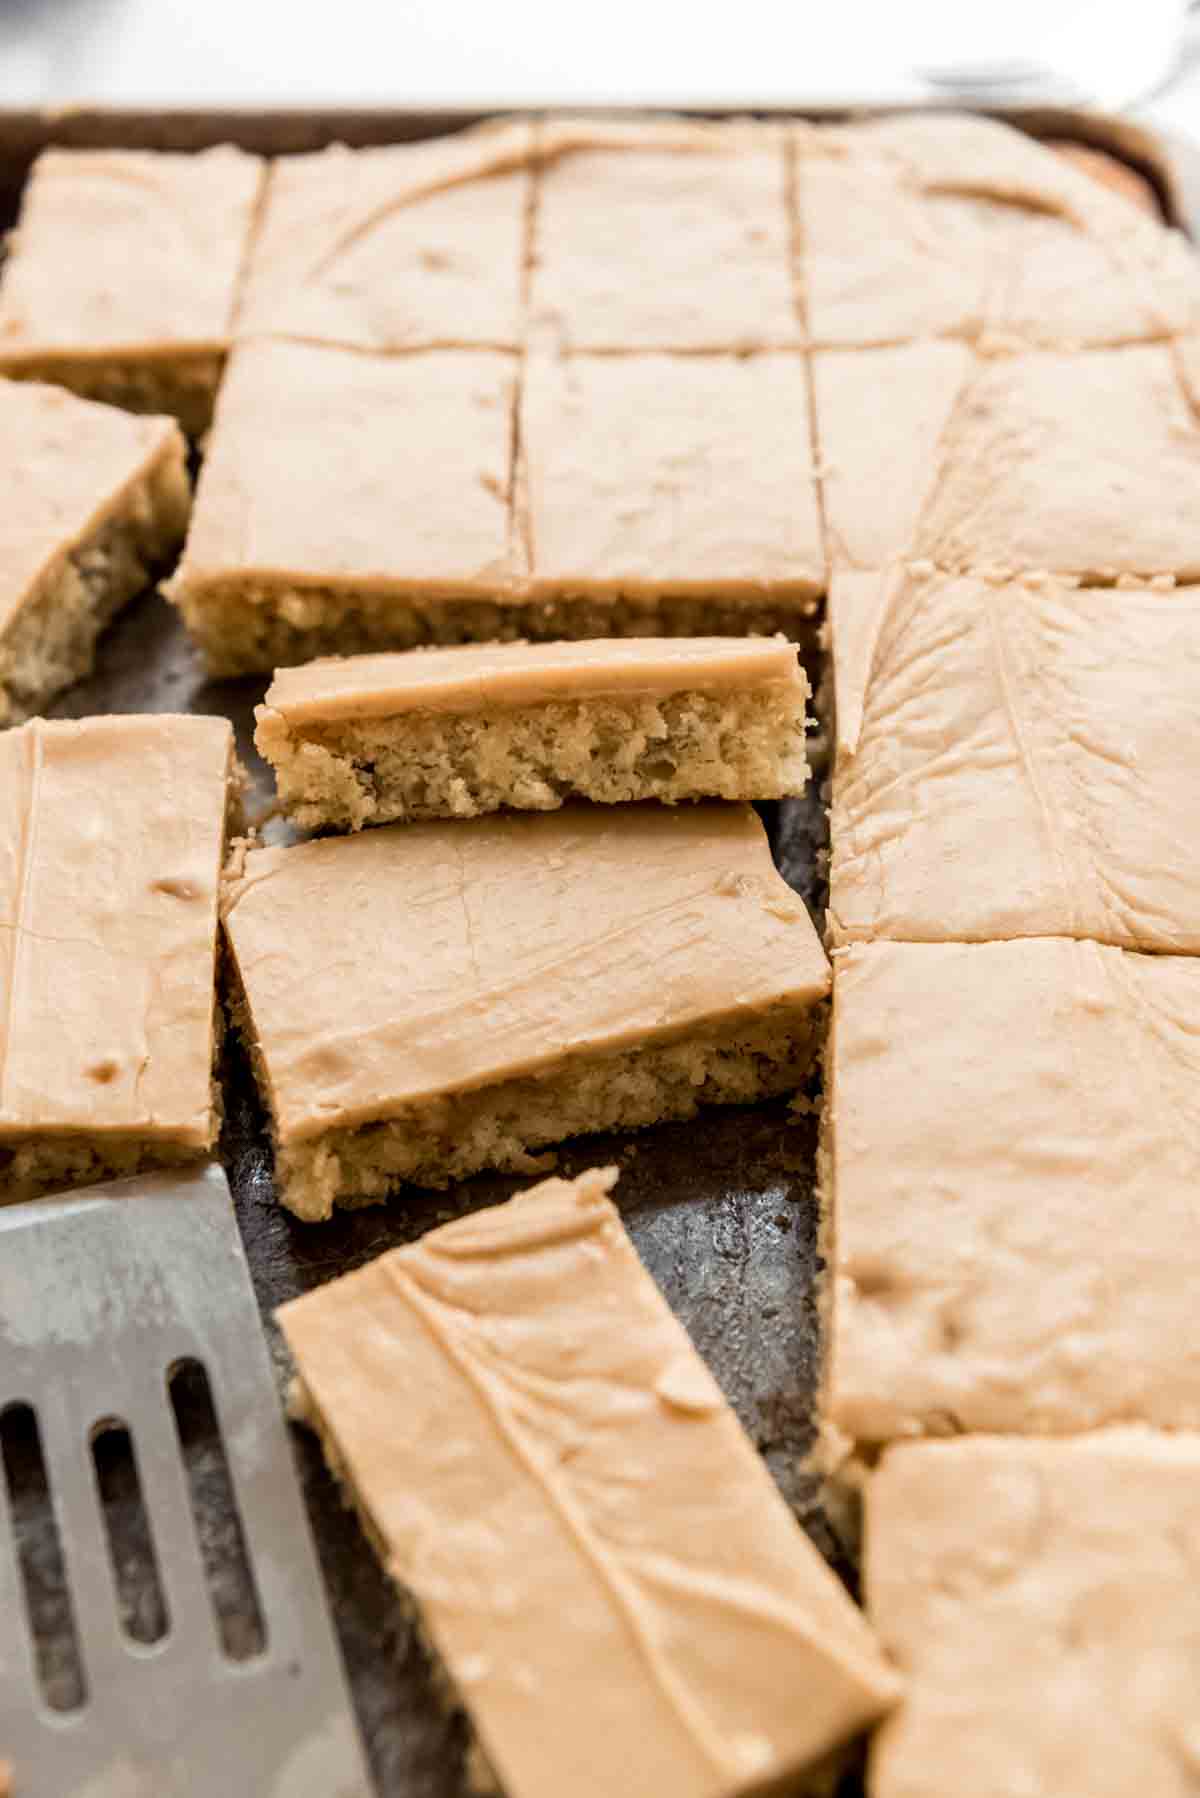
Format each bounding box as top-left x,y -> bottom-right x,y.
221,804 -> 830,1218
255,638 -> 809,828
0,382 -> 190,726
0,146 -> 265,433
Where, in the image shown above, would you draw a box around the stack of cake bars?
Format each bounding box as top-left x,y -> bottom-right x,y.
5,109 -> 1200,1798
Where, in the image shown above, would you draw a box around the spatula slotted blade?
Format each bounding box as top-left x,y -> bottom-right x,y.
0,1163 -> 372,1797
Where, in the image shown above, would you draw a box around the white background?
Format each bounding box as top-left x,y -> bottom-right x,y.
0,0 -> 1197,128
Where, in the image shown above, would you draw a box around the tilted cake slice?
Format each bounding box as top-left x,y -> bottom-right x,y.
279,1166 -> 899,1798
0,380 -> 189,727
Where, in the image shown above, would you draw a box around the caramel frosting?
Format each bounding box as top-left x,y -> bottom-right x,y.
520,350 -> 824,598
175,339 -> 515,595
0,714 -> 232,1142
236,120 -> 534,353
0,147 -> 263,357
278,1166 -> 898,1798
0,380 -> 187,638
221,803 -> 829,1146
828,939 -> 1200,1442
530,119 -> 797,349
817,341 -> 1200,582
1038,141 -> 1162,217
797,111 -> 1200,347
258,635 -> 805,724
829,568 -> 1200,953
866,1432 -> 1200,1798
914,344 -> 1200,579
812,341 -> 970,571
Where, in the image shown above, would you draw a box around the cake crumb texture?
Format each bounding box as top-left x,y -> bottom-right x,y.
221,803 -> 830,1218
0,380 -> 190,725
256,638 -> 809,827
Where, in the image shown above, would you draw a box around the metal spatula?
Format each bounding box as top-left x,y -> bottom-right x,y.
0,1162 -> 373,1797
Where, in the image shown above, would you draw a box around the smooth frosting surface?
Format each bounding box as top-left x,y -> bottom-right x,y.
237,120 -> 534,352
521,350 -> 823,597
278,1166 -> 898,1798
0,714 -> 231,1141
0,146 -> 263,356
829,569 -> 1200,952
867,1432 -> 1200,1798
813,340 -> 969,571
814,340 -> 1200,581
915,344 -> 1200,578
178,339 -> 515,592
260,635 -> 804,723
531,120 -> 796,349
222,803 -> 829,1143
0,380 -> 186,636
797,110 -> 1200,347
829,939 -> 1200,1441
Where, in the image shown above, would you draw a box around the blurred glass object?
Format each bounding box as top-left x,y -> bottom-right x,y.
911,0 -> 1196,111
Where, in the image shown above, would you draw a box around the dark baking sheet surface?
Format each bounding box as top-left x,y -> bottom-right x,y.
6,103 -> 1193,1797
44,590 -> 838,1798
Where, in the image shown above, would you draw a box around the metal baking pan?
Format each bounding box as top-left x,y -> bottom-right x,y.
2,103 -> 1195,1798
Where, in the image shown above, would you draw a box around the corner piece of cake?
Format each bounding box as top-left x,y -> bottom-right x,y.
0,381 -> 190,727
0,146 -> 264,435
278,1166 -> 900,1798
255,637 -> 809,830
0,714 -> 236,1201
221,803 -> 830,1220
824,938 -> 1200,1451
865,1431 -> 1200,1798
795,109 -> 1200,350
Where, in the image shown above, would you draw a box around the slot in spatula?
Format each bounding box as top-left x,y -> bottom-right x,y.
0,1161 -> 373,1797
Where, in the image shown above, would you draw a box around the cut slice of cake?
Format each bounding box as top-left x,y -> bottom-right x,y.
865,1431 -> 1200,1798
165,338 -> 518,675
825,938 -> 1200,1451
518,348 -> 825,635
828,567 -> 1200,953
0,146 -> 264,434
0,714 -> 236,1201
279,1165 -> 899,1798
0,381 -> 189,726
221,803 -> 830,1220
255,636 -> 809,829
